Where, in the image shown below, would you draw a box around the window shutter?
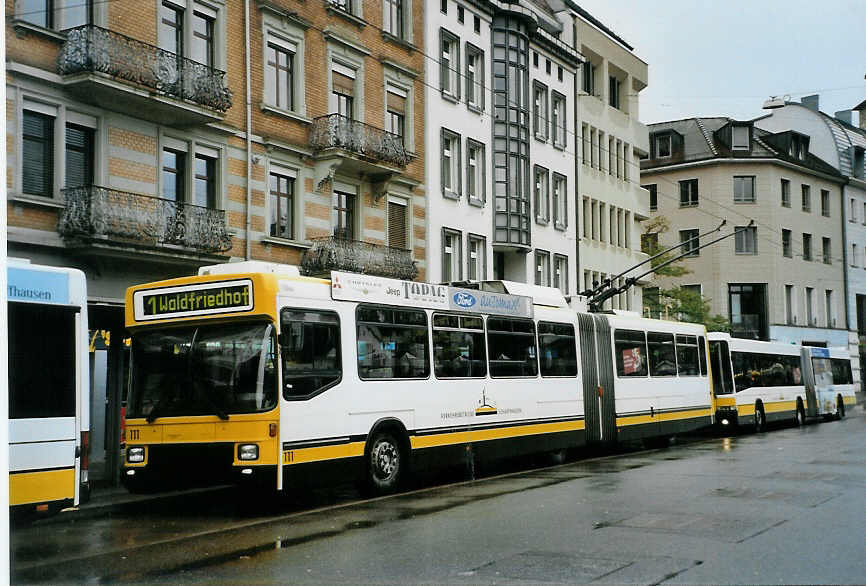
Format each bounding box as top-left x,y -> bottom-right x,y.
388,201 -> 407,250
332,71 -> 354,96
22,112 -> 54,197
387,90 -> 406,114
440,34 -> 449,90
65,125 -> 94,188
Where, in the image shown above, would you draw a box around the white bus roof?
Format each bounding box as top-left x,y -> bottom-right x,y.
7,261 -> 87,306
708,332 -> 801,356
199,261 -> 301,277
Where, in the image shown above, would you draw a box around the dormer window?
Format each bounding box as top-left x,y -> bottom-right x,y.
655,134 -> 671,158
732,125 -> 750,150
790,133 -> 809,160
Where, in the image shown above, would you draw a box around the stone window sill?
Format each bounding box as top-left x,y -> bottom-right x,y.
8,192 -> 65,209
261,236 -> 312,249
260,104 -> 312,124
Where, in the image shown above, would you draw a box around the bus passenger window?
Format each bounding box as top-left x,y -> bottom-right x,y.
831,358 -> 853,385
356,306 -> 430,379
280,309 -> 341,398
647,332 -> 677,376
538,322 -> 578,377
675,334 -> 699,376
698,336 -> 707,376
433,314 -> 486,378
487,318 -> 538,378
709,341 -> 734,395
614,329 -> 648,377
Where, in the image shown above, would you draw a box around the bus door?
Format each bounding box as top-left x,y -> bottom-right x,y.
807,347 -> 835,416
708,340 -> 735,419
800,347 -> 819,417
577,314 -> 616,445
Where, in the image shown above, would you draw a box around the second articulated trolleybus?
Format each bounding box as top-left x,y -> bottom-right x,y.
123,262 -> 714,494
708,333 -> 855,431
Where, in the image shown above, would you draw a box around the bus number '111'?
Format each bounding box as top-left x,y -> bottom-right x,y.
283,451 -> 294,464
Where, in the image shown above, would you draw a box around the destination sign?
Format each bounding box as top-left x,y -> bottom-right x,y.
133,279 -> 254,321
330,271 -> 533,318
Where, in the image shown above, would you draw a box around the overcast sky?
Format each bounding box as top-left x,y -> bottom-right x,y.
574,0 -> 866,125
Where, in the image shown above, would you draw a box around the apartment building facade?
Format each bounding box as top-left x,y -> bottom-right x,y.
755,94 -> 866,384
6,0 -> 425,482
641,117 -> 850,352
570,2 -> 649,311
424,0 -> 581,294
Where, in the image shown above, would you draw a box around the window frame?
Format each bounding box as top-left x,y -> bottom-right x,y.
268,168 -> 296,241
432,312 -> 487,379
551,91 -> 567,149
383,0 -> 404,39
442,227 -> 462,282
782,229 -> 792,258
466,138 -> 486,206
552,173 -> 567,230
538,321 -> 578,378
679,229 -> 700,257
801,184 -> 811,212
465,43 -> 485,112
355,305 -> 431,381
22,110 -> 55,198
781,178 -> 791,207
532,81 -> 549,142
486,317 -> 539,379
441,128 -> 462,199
467,233 -> 486,281
733,175 -> 755,203
439,29 -> 460,100
332,187 -> 356,241
280,307 -> 342,400
534,165 -> 550,224
553,254 -> 568,295
735,225 -> 758,255
535,249 -> 551,286
679,179 -> 699,207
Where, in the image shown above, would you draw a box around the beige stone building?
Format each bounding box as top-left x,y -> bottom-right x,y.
641,117 -> 849,349
5,0 -> 425,482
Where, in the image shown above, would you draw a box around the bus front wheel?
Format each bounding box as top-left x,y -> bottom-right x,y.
837,396 -> 846,419
795,400 -> 805,427
754,403 -> 765,433
365,432 -> 405,495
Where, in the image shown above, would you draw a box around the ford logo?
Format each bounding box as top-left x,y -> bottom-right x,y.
453,292 -> 476,308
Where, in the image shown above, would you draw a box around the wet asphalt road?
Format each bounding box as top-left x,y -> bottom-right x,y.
11,408 -> 866,585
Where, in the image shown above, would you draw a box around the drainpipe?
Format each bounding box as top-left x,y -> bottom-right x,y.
841,179 -> 851,332
244,0 -> 252,260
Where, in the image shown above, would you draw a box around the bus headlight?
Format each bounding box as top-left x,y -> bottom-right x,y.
127,447 -> 145,463
238,444 -> 259,461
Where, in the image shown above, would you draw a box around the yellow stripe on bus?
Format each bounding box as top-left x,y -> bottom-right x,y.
10,468 -> 75,506
616,408 -> 712,427
411,420 -> 585,450
843,396 -> 856,406
283,442 -> 366,465
763,400 -> 797,413
715,396 -> 736,408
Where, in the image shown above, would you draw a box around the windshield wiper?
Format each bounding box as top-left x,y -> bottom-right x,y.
196,382 -> 229,421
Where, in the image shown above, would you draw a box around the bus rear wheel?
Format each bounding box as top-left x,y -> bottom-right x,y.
754,403 -> 765,433
837,396 -> 846,419
365,432 -> 404,495
795,401 -> 805,427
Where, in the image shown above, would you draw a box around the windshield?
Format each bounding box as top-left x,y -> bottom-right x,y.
127,322 -> 277,420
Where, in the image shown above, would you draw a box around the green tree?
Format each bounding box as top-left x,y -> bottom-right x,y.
657,287 -> 730,332
640,216 -> 691,278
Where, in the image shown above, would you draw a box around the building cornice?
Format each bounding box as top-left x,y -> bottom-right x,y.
641,157 -> 847,185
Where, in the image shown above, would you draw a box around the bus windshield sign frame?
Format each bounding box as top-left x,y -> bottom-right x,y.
330,271 -> 533,319
133,279 -> 254,321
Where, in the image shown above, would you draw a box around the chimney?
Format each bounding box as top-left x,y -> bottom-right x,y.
835,110 -> 853,125
801,94 -> 820,112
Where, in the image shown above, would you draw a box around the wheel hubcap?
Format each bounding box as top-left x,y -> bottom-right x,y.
373,441 -> 398,480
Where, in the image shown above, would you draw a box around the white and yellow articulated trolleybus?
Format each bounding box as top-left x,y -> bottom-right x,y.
122,262 -> 714,495
8,260 -> 90,518
707,333 -> 855,431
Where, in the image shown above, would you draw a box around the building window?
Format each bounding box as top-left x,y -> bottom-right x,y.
330,0 -> 356,15
534,166 -> 549,223
457,5 -> 464,22
22,111 -> 54,197
731,125 -> 749,150
65,124 -> 94,189
387,199 -> 408,250
440,29 -> 460,98
332,63 -> 355,119
655,134 -> 671,158
553,173 -> 567,230
729,283 -> 767,340
332,189 -> 355,240
554,254 -> 568,294
467,234 -> 486,281
440,0 -> 446,13
474,15 -> 480,34
535,250 -> 550,286
733,176 -> 755,203
383,0 -> 404,39
805,287 -> 814,325
466,139 -> 485,205
863,202 -> 866,225
679,179 -> 698,207
465,44 -> 484,111
782,229 -> 792,258
781,179 -> 790,207
385,86 -> 407,145
441,128 -> 461,198
679,229 -> 699,257
193,153 -> 216,208
162,148 -> 186,202
160,1 -> 184,56
822,237 -> 832,264
582,62 -> 595,96
802,232 -> 812,261
735,226 -> 757,255
644,184 -> 658,211
442,228 -> 462,281
551,92 -> 566,148
850,197 -> 858,222
852,243 -> 858,267
191,7 -> 215,67
826,290 -> 834,327
801,184 -> 811,212
269,171 -> 295,240
533,82 -> 548,141
785,284 -> 795,324
265,38 -> 295,111
608,75 -> 621,109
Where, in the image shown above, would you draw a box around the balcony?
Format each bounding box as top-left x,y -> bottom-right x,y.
57,25 -> 232,126
58,186 -> 232,257
309,114 -> 411,194
301,236 -> 418,281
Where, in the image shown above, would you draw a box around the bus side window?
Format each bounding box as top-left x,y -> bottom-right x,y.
538,322 -> 577,377
647,332 -> 676,377
280,309 -> 342,399
487,318 -> 538,378
698,336 -> 707,376
614,329 -> 648,377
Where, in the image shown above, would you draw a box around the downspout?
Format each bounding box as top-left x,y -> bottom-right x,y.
244,0 -> 252,260
573,14 -> 581,297
841,179 -> 851,332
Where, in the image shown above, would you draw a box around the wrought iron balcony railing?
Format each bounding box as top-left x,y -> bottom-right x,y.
309,114 -> 411,168
58,25 -> 232,113
58,186 -> 232,254
301,236 -> 418,281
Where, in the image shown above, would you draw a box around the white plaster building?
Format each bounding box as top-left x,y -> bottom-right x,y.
755,95 -> 866,386
424,0 -> 581,295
